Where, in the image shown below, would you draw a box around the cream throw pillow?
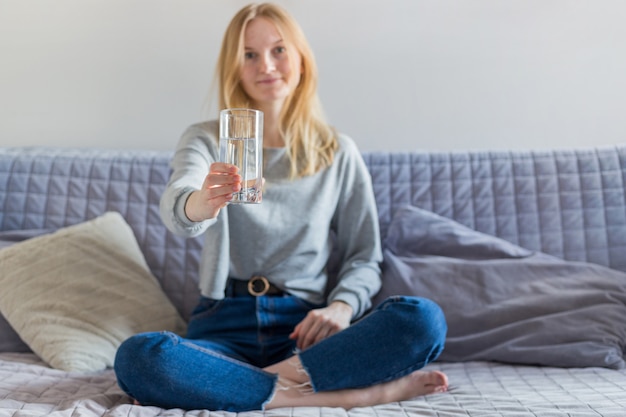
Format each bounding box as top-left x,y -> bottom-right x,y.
0,212 -> 187,373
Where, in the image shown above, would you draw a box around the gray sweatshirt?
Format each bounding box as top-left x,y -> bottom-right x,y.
160,121 -> 382,319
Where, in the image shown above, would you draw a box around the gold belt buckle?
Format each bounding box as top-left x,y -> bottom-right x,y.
248,276 -> 271,296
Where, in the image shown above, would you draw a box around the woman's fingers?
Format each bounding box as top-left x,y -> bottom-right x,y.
211,162 -> 239,174
206,172 -> 242,190
205,163 -> 241,197
184,163 -> 242,221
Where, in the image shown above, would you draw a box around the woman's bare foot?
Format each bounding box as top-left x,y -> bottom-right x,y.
266,369 -> 448,409
355,369 -> 448,406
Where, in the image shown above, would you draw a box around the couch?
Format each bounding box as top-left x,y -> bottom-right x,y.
0,145 -> 625,416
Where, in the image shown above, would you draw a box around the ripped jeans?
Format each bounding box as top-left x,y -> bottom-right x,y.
113,295 -> 447,412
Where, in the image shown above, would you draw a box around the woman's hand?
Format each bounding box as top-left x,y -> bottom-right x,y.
289,301 -> 353,350
184,162 -> 241,222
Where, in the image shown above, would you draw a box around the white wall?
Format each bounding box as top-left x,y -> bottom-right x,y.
1,0 -> 625,152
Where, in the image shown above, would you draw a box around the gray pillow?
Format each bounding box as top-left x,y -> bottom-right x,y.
375,205 -> 626,370
0,313 -> 29,353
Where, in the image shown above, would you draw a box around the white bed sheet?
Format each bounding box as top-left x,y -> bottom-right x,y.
1,353 -> 625,417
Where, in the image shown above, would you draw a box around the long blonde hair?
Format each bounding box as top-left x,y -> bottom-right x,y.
216,3 -> 338,178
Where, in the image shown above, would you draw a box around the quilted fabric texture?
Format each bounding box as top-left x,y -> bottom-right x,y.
362,147 -> 626,272
0,148 -> 204,323
1,352 -> 625,416
0,145 -> 625,328
1,145 -> 626,416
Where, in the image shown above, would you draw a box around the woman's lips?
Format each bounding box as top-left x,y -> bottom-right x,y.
258,78 -> 279,84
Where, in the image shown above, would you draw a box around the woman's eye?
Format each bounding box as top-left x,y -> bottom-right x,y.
244,52 -> 256,59
274,46 -> 286,54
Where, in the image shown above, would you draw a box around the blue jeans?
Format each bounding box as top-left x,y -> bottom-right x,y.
114,295 -> 446,412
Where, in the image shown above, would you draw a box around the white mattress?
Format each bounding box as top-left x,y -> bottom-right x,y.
1,353 -> 625,417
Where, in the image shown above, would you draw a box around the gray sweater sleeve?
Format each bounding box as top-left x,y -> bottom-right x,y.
326,138 -> 383,318
159,122 -> 219,237
159,122 -> 232,298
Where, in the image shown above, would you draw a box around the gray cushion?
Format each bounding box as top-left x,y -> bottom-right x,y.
375,205 -> 626,369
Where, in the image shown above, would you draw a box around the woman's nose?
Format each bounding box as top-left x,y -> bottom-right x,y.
259,53 -> 276,73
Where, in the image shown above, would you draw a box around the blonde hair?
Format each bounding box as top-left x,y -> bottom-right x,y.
216,3 -> 338,178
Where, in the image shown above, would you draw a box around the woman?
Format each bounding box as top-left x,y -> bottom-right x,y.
114,3 -> 448,412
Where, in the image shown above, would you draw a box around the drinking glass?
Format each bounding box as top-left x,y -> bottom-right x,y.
219,108 -> 263,203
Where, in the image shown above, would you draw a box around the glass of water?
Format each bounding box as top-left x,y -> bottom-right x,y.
219,108 -> 263,203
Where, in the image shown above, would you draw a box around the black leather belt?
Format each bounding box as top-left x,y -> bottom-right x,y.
227,276 -> 283,297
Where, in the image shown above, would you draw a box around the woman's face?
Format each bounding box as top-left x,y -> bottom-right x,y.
239,17 -> 302,109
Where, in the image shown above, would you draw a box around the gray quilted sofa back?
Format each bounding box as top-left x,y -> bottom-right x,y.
1,146 -> 625,320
